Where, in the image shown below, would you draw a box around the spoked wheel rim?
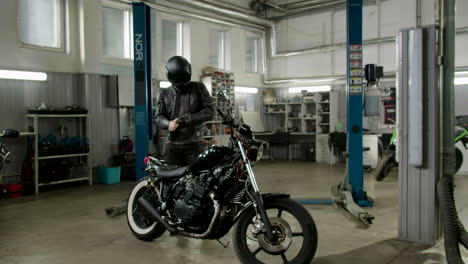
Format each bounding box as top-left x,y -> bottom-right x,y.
242,206 -> 312,264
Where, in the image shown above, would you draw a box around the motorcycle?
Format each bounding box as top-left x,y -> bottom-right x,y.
375,126 -> 468,181
0,129 -> 20,195
374,127 -> 397,181
0,129 -> 20,171
126,107 -> 318,263
455,127 -> 468,173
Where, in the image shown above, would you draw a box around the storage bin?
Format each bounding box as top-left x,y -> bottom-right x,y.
98,166 -> 121,184
5,183 -> 23,198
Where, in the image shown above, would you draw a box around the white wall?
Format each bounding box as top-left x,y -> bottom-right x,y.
269,0 -> 468,83
153,11 -> 265,88
0,0 -> 81,73
0,0 -> 265,88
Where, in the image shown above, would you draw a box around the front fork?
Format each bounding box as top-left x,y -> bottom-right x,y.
237,141 -> 274,240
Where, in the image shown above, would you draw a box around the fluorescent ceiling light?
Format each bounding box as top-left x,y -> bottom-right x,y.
235,86 -> 258,94
455,71 -> 468,76
0,70 -> 47,81
455,77 -> 468,85
289,85 -> 331,94
268,78 -> 336,84
159,81 -> 172,88
302,78 -> 336,83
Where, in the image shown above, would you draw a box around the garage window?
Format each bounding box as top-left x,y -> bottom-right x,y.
209,30 -> 226,69
101,5 -> 132,59
161,19 -> 183,63
18,0 -> 65,50
246,36 -> 263,73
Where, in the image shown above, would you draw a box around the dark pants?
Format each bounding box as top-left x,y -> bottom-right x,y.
165,142 -> 204,166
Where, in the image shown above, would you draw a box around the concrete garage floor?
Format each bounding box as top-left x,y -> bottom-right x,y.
1,161 -> 468,264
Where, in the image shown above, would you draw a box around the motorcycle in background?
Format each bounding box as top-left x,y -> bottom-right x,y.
375,126 -> 468,181
0,129 -> 20,196
126,93 -> 318,264
0,129 -> 20,171
455,127 -> 468,173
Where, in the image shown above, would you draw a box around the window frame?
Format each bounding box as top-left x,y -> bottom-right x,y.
101,0 -> 133,65
17,0 -> 67,52
208,28 -> 228,70
158,14 -> 190,66
160,18 -> 183,63
245,33 -> 264,74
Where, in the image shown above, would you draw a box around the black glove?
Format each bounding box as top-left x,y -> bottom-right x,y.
177,114 -> 192,127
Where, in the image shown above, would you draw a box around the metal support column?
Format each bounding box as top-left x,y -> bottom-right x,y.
331,0 -> 374,225
133,3 -> 153,181
398,26 -> 441,245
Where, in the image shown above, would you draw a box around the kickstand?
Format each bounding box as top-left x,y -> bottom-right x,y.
216,239 -> 230,248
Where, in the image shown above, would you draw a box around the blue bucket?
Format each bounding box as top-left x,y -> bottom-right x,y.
97,166 -> 121,184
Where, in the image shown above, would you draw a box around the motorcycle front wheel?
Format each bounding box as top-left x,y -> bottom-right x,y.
127,177 -> 166,241
233,196 -> 318,264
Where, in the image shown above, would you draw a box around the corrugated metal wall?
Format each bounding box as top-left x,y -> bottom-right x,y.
0,73 -> 81,179
0,73 -> 120,181
81,74 -> 120,167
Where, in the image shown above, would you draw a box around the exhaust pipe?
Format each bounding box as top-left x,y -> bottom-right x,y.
137,196 -> 176,234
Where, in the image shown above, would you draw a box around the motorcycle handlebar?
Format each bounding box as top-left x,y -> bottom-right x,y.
217,108 -> 226,119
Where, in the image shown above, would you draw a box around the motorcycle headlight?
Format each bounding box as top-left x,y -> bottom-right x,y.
247,140 -> 265,162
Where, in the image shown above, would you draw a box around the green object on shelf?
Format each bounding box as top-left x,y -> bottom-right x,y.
337,122 -> 343,132
98,166 -> 121,184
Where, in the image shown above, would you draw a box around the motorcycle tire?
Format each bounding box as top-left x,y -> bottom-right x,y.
127,177 -> 166,241
455,147 -> 463,174
233,196 -> 317,264
375,154 -> 392,181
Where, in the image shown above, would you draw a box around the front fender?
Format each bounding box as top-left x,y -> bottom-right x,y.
234,193 -> 290,222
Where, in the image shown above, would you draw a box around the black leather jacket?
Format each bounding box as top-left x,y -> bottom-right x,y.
156,82 -> 214,143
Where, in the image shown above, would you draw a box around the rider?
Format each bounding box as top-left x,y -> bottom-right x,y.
156,56 -> 214,166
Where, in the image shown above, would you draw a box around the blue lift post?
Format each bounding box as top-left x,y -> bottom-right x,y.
133,3 -> 152,181
346,0 -> 373,208
330,0 -> 374,225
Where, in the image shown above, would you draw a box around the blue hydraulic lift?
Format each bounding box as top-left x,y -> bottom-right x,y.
133,3 -> 152,181
302,1 -> 374,225
330,0 -> 374,225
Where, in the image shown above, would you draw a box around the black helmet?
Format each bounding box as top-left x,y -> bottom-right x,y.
166,56 -> 191,86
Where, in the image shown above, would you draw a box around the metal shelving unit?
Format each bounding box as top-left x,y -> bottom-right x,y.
262,91 -> 337,163
26,114 -> 92,194
201,71 -> 235,144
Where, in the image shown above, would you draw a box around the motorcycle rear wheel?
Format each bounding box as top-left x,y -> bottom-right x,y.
127,177 -> 166,241
375,154 -> 393,181
455,147 -> 463,174
233,197 -> 318,264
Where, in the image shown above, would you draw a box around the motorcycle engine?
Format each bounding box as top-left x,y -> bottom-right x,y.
172,174 -> 209,224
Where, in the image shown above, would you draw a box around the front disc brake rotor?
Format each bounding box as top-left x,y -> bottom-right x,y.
257,217 -> 293,254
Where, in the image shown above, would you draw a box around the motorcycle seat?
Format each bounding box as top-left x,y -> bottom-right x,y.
156,166 -> 188,179
0,129 -> 19,139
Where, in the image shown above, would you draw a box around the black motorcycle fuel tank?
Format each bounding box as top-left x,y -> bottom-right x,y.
189,145 -> 232,172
